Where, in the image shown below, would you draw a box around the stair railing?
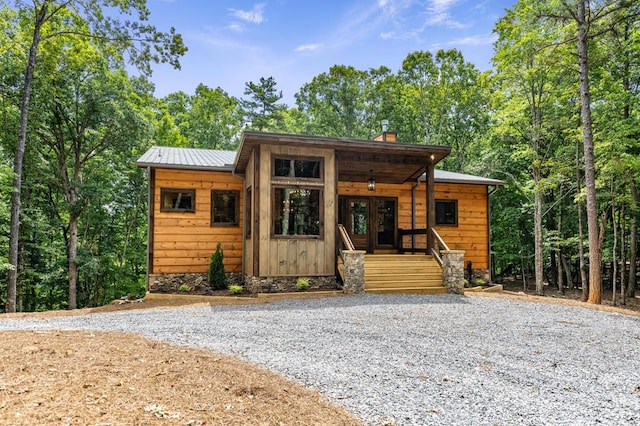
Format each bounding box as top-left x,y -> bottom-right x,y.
430,228 -> 449,266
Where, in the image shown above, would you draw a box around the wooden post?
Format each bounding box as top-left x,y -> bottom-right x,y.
426,159 -> 435,254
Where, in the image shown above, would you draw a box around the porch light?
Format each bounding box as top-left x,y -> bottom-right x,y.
367,170 -> 376,191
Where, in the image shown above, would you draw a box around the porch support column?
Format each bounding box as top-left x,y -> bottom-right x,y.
426,158 -> 435,254
342,250 -> 366,294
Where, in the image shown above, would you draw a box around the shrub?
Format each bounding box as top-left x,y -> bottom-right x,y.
208,242 -> 228,290
296,277 -> 310,291
228,284 -> 244,295
178,283 -> 190,292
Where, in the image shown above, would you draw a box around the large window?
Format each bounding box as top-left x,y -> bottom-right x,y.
273,187 -> 321,237
211,190 -> 239,226
273,157 -> 322,179
160,189 -> 195,212
435,199 -> 458,226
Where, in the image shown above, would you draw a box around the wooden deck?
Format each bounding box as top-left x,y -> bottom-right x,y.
338,254 -> 447,295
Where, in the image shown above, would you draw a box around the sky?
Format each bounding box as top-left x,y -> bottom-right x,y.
146,0 -> 516,106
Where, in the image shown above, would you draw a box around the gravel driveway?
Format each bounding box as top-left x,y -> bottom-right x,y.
2,294 -> 640,425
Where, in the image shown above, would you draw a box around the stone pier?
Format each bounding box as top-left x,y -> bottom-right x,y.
441,250 -> 465,294
341,250 -> 365,294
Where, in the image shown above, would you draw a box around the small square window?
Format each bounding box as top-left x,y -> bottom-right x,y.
435,200 -> 457,226
161,189 -> 195,212
212,190 -> 239,226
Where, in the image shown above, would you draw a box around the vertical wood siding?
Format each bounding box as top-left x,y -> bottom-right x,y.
258,145 -> 336,276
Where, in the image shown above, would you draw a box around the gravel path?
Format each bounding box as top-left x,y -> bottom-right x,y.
2,294 -> 640,425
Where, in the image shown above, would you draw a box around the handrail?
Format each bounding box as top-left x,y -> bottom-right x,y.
397,227 -> 450,267
338,224 -> 355,252
431,228 -> 450,251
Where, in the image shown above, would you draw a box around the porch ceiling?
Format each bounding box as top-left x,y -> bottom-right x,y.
235,131 -> 451,184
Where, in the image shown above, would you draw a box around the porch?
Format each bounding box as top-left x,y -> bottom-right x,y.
337,225 -> 464,295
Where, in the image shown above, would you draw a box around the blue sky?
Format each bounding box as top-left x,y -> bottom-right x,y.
148,0 -> 516,106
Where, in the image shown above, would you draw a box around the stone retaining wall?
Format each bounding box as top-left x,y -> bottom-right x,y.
148,273 -> 243,294
244,275 -> 340,294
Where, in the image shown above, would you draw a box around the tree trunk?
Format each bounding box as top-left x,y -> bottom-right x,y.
577,143 -> 588,301
628,183 -> 638,299
620,204 -> 626,305
577,0 -> 602,304
612,180 -> 617,306
6,4 -> 48,313
534,185 -> 544,295
68,214 -> 79,310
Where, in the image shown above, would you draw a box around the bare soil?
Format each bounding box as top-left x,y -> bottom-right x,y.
0,295 -> 360,426
2,289 -> 639,425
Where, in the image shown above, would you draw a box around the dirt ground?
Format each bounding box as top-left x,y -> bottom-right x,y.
1,290 -> 639,426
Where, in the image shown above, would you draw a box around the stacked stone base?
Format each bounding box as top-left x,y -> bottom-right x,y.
244,275 -> 340,294
148,273 -> 340,295
148,273 -> 242,294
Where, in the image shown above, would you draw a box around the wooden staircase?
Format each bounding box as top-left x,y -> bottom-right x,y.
337,254 -> 447,295
363,254 -> 446,294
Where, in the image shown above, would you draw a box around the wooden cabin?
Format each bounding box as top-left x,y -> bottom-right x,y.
137,131 -> 503,294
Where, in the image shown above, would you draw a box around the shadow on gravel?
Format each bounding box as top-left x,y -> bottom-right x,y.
208,293 -> 471,313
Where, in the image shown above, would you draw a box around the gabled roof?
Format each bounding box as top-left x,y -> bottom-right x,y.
136,146 -> 236,171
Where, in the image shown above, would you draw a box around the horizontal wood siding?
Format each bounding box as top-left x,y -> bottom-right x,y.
153,169 -> 243,274
337,181 -> 490,269
259,145 -> 336,276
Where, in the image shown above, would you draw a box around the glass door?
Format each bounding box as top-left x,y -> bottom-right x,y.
348,199 -> 370,251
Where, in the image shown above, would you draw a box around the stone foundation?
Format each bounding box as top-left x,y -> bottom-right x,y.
442,250 -> 465,294
148,272 -> 243,294
244,275 -> 341,294
341,250 -> 365,294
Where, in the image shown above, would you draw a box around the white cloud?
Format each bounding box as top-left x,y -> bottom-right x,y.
447,33 -> 497,46
229,3 -> 267,24
295,43 -> 324,52
424,0 -> 464,28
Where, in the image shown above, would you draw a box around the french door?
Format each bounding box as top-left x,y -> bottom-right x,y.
339,196 -> 397,253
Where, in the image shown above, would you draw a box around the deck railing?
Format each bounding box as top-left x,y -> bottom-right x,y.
397,227 -> 450,266
338,223 -> 355,252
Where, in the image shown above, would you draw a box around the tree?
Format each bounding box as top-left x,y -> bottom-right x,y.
241,76 -> 286,132
4,0 -> 186,311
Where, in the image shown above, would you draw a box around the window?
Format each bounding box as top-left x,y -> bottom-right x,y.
273,187 -> 321,237
435,200 -> 458,226
273,157 -> 322,179
161,189 -> 195,212
211,190 -> 239,226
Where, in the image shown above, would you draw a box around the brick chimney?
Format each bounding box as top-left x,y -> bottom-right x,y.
373,119 -> 397,142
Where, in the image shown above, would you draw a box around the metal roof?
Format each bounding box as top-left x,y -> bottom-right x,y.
136,146 -> 236,171
431,169 -> 504,186
136,143 -> 504,186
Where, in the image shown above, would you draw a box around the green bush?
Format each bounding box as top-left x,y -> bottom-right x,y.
178,283 -> 190,292
208,242 -> 228,290
228,284 -> 244,295
296,277 -> 310,291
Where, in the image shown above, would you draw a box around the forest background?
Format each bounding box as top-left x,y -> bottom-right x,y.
1,0 -> 639,312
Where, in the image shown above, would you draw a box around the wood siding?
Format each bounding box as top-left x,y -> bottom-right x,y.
152,169 -> 243,274
256,145 -> 336,277
337,181 -> 490,269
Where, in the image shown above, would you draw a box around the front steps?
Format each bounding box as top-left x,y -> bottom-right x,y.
364,254 -> 446,295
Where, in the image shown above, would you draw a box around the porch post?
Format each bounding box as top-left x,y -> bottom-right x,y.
426,158 -> 435,254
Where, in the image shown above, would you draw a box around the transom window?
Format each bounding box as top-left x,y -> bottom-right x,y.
273,187 -> 321,237
273,157 -> 322,179
435,199 -> 458,226
160,189 -> 195,212
211,190 -> 239,226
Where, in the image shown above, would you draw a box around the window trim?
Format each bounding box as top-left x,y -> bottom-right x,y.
272,155 -> 324,182
435,199 -> 458,226
271,185 -> 324,239
160,188 -> 196,213
211,190 -> 240,226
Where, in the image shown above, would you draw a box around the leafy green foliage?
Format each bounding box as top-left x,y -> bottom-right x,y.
208,243 -> 228,291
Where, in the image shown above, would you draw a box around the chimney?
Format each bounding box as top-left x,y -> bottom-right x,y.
373,119 -> 397,142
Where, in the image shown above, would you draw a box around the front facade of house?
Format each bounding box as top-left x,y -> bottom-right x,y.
137,131 -> 502,294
